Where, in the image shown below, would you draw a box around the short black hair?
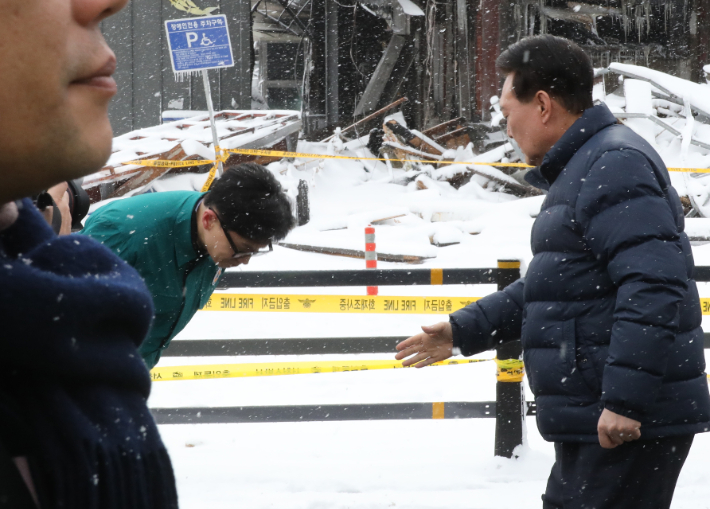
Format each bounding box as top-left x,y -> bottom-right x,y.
204,162 -> 295,242
496,35 -> 593,114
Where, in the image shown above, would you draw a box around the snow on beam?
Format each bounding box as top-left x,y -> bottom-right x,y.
609,63 -> 710,120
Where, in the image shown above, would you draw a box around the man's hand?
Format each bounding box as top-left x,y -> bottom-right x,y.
47,182 -> 72,235
395,321 -> 453,368
597,408 -> 641,449
0,202 -> 19,232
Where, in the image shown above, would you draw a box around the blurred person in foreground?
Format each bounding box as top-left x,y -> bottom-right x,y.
82,163 -> 295,368
0,0 -> 178,507
395,35 -> 710,509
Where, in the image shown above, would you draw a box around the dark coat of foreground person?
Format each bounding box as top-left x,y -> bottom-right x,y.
0,200 -> 178,508
451,103 -> 710,441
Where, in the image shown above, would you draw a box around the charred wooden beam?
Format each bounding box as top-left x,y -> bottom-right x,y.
455,0 -> 473,119
381,141 -> 442,162
303,0 -> 328,137
279,242 -> 434,264
421,117 -> 466,138
435,126 -> 472,150
321,97 -> 409,142
464,166 -> 543,198
384,120 -> 444,156
354,34 -> 413,117
475,0 -> 501,121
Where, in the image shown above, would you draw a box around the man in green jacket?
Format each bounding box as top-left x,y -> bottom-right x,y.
82,163 -> 295,368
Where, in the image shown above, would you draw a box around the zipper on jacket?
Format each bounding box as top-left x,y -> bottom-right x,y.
160,258 -> 201,350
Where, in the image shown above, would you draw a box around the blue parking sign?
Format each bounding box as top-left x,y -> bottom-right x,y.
165,15 -> 234,73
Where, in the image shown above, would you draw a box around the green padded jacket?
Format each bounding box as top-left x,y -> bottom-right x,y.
82,191 -> 220,368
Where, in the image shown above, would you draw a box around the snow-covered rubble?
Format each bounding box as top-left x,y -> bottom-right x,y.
82,110 -> 301,203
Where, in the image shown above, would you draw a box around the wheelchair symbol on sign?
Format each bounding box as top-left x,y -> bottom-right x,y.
185,32 -> 215,48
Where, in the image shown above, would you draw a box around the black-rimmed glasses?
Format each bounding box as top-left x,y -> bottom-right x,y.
209,208 -> 273,259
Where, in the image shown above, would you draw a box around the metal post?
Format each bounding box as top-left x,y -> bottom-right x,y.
455,0 -> 472,118
494,259 -> 524,458
202,69 -> 224,177
324,0 -> 339,128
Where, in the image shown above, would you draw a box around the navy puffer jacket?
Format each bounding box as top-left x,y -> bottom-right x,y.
451,104 -> 710,442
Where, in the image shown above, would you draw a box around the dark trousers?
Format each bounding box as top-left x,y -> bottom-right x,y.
542,435 -> 694,509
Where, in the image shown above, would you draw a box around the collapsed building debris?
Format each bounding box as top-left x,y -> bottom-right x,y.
82,111 -> 301,203
290,0 -> 710,140
255,0 -> 710,220
93,1 -> 710,262
102,0 -> 710,142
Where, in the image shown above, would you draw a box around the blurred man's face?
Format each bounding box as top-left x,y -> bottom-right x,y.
0,0 -> 127,203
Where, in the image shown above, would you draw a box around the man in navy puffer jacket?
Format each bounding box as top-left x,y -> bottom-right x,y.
396,35 -> 710,508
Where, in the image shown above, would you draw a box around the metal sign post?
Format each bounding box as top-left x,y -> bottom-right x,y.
202,69 -> 223,176
165,15 -> 235,182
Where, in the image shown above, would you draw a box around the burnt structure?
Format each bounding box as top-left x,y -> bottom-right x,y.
254,0 -> 710,139
103,1 -> 710,138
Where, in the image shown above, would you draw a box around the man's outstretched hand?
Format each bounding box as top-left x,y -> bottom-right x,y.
597,408 -> 641,449
395,321 -> 454,368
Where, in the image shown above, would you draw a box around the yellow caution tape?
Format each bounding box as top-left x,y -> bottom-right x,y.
495,358 -> 525,383
224,147 -> 533,168
150,357 -> 710,385
203,294 -> 710,316
200,146 -> 228,192
201,293 -> 480,314
122,159 -> 211,168
201,165 -> 218,192
150,357 -> 493,382
668,167 -> 710,173
120,147 -> 710,173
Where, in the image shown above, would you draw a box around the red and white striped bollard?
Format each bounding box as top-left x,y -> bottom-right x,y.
365,225 -> 378,295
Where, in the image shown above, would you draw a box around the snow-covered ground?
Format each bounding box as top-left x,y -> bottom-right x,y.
160,418 -> 710,509
155,287 -> 710,508
149,196 -> 710,508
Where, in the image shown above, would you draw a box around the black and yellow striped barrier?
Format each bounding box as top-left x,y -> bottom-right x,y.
159,333 -> 710,358
217,267 -> 504,288
150,401 -> 539,424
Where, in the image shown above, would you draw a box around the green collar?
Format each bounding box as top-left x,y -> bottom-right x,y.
174,192 -> 209,268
